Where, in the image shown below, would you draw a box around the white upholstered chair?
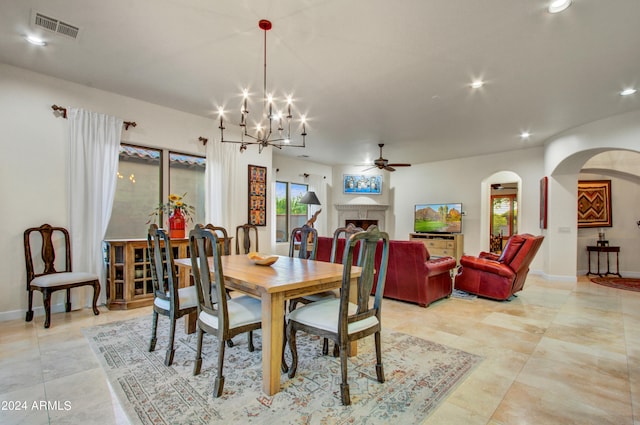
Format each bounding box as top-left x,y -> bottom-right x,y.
147,224 -> 198,366
189,224 -> 262,397
24,224 -> 101,329
286,225 -> 390,405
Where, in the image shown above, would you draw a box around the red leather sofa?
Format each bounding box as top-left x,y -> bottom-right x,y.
454,233 -> 544,300
316,237 -> 456,307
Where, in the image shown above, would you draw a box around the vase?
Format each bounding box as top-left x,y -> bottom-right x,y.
168,207 -> 186,239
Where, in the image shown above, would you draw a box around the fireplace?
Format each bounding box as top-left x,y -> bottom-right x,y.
335,204 -> 389,231
345,219 -> 378,230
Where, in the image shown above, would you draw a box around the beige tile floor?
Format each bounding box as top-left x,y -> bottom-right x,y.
1,274 -> 638,424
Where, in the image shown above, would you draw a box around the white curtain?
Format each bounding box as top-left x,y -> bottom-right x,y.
68,108 -> 123,306
205,140 -> 241,232
308,174 -> 327,236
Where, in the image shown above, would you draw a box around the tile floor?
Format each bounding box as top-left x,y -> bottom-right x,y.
1,274 -> 638,424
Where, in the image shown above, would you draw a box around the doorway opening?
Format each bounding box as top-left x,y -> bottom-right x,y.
490,182 -> 518,252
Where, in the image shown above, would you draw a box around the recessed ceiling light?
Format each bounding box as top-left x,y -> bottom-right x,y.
548,0 -> 572,13
520,131 -> 531,139
620,88 -> 637,96
470,80 -> 484,89
25,35 -> 47,46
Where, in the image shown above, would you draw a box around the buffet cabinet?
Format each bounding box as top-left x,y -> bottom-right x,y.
104,238 -> 190,310
409,233 -> 464,264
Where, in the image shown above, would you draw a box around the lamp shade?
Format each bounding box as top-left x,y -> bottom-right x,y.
299,191 -> 321,205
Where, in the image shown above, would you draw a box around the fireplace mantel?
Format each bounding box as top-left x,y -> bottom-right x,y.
334,204 -> 389,230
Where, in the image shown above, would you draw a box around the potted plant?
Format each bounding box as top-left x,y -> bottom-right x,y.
148,193 -> 196,238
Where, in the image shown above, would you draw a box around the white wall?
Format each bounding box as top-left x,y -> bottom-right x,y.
0,63 -> 270,320
544,110 -> 640,278
390,147 -> 546,272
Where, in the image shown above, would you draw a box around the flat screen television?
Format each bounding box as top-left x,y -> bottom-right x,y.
414,203 -> 463,233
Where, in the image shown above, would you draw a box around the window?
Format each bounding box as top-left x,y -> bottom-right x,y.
105,145 -> 205,239
275,181 -> 308,242
168,151 -> 206,226
491,195 -> 518,238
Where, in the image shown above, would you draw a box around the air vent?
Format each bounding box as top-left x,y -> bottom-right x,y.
31,11 -> 80,40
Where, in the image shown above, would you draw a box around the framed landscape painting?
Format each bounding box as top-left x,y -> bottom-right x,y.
343,174 -> 382,194
577,180 -> 612,228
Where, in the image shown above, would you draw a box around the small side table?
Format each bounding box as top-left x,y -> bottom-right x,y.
587,245 -> 621,277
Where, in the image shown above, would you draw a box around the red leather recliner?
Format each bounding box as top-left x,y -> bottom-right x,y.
454,233 -> 544,300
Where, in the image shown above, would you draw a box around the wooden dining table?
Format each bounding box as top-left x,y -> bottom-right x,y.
174,254 -> 361,396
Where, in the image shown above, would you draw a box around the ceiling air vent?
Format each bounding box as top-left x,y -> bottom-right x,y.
31,11 -> 80,40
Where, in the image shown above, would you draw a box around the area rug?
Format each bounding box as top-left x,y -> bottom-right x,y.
590,277 -> 640,292
83,316 -> 481,425
451,289 -> 477,300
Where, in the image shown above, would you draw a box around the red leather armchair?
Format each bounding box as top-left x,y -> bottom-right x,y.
317,237 -> 456,307
454,233 -> 544,300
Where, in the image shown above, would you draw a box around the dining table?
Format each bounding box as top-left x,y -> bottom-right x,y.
174,254 -> 361,396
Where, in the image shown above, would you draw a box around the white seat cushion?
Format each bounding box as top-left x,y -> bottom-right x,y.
31,272 -> 98,288
288,298 -> 379,335
154,285 -> 198,311
198,295 -> 262,330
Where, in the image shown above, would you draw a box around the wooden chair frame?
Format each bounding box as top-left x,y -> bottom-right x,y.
24,224 -> 100,328
147,224 -> 197,366
235,223 -> 259,255
287,226 -> 390,405
189,225 -> 262,397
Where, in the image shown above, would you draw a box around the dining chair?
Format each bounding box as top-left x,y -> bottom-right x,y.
204,224 -> 231,255
288,223 -> 318,260
286,225 -> 390,405
235,223 -> 259,255
189,224 -> 262,397
287,224 -> 325,312
204,224 -> 238,348
147,224 -> 198,366
330,223 -> 364,263
24,223 -> 101,328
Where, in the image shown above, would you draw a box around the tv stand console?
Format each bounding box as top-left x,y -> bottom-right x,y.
410,233 -> 464,265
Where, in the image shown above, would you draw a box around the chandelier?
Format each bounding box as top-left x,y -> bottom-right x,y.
218,19 -> 307,153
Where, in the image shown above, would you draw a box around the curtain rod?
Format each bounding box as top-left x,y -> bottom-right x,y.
51,105 -> 137,130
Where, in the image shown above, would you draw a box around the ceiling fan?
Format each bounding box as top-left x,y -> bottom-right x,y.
366,144 -> 412,172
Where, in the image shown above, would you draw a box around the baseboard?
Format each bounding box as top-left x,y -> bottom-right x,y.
0,302 -> 101,323
534,270 -> 578,282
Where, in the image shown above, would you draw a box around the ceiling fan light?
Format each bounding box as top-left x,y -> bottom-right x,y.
620,88 -> 637,96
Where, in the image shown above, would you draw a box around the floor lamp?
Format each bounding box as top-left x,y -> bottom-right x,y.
300,191 -> 322,227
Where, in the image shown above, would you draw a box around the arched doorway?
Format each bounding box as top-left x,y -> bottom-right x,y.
480,171 -> 522,253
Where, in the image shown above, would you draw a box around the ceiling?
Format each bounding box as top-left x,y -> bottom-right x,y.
1,0 -> 639,167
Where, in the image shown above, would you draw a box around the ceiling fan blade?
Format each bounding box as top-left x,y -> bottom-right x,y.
361,166 -> 376,172
384,165 -> 396,172
387,163 -> 411,167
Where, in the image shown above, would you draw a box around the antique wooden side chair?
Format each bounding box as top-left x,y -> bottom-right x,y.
286,225 -> 390,405
24,224 -> 101,328
189,224 -> 262,397
235,223 -> 259,255
204,224 -> 231,256
147,224 -> 198,366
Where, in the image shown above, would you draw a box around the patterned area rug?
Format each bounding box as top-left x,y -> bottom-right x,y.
451,289 -> 477,300
591,277 -> 640,292
84,316 -> 481,424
